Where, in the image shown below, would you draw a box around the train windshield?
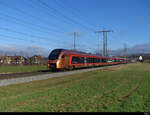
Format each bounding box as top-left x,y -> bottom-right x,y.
48,49 -> 64,60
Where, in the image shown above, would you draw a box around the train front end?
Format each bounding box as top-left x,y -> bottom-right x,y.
48,49 -> 64,71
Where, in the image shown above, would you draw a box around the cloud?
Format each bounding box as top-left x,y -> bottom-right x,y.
0,44 -> 50,57
0,42 -> 150,57
111,43 -> 150,56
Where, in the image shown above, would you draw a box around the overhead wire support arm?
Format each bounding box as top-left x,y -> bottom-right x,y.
95,28 -> 113,57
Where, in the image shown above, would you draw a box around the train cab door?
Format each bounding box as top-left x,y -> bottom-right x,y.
60,54 -> 65,68
84,57 -> 87,67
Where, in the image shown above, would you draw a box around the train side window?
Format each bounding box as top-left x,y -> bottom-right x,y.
97,58 -> 99,63
72,56 -> 84,64
61,55 -> 64,58
99,58 -> 102,63
72,57 -> 78,64
87,58 -> 92,63
102,59 -> 106,62
93,58 -> 96,63
96,58 -> 98,63
91,58 -> 93,63
95,58 -> 98,63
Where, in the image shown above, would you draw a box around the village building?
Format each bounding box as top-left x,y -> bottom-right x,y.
11,56 -> 25,65
0,55 -> 47,65
0,56 -> 12,65
30,55 -> 46,65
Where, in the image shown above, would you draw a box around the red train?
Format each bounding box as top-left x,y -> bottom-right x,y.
48,49 -> 128,71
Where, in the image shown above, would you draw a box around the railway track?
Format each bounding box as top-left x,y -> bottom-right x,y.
0,64 -> 126,86
0,71 -> 52,80
0,64 -> 125,80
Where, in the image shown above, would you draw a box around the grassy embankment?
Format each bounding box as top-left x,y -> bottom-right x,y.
0,62 -> 150,112
0,65 -> 48,74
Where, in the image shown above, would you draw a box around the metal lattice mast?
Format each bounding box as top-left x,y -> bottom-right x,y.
95,28 -> 113,57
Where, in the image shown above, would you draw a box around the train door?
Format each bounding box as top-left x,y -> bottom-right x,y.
60,54 -> 66,68
84,57 -> 87,67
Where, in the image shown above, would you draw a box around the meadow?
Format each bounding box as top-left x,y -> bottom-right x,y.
0,62 -> 149,112
0,65 -> 48,73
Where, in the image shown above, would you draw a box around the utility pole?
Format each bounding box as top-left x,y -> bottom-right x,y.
95,31 -> 100,55
67,31 -> 79,50
95,28 -> 113,57
73,32 -> 77,50
124,43 -> 128,59
142,49 -> 144,56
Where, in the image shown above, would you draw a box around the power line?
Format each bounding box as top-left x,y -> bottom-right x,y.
25,0 -> 65,27
53,0 -> 95,30
0,1 -> 65,33
0,34 -> 33,42
0,14 -> 72,48
0,1 -> 73,45
0,0 -> 101,52
29,0 -> 96,45
0,14 -> 63,36
0,0 -> 96,50
0,27 -> 65,46
0,33 -> 65,48
31,0 -> 76,31
37,0 -> 95,32
52,0 -> 99,48
28,0 -> 66,23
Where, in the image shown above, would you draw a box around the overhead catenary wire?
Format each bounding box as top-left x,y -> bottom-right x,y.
52,0 -> 98,48
28,0 -> 75,32
0,0 -> 74,46
53,0 -> 96,30
37,0 -> 95,32
28,0 -> 81,32
0,34 -> 64,47
0,13 -> 71,45
25,0 -> 70,28
0,14 -> 63,36
0,27 -> 67,46
0,0 -> 95,33
0,0 -> 94,46
0,1 -> 66,33
0,0 -> 107,54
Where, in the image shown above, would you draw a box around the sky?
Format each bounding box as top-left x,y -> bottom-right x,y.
0,0 -> 149,56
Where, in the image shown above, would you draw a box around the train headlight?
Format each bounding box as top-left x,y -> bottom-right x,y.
56,60 -> 60,67
48,64 -> 50,68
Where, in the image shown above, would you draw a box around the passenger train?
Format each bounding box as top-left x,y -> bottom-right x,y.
48,49 -> 128,71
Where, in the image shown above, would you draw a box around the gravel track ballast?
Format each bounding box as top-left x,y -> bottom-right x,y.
0,64 -> 124,86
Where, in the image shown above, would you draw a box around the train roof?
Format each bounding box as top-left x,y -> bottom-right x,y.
56,49 -> 103,57
51,49 -> 127,60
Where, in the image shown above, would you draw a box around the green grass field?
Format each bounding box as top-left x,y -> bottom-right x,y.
0,65 -> 48,73
0,62 -> 150,112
